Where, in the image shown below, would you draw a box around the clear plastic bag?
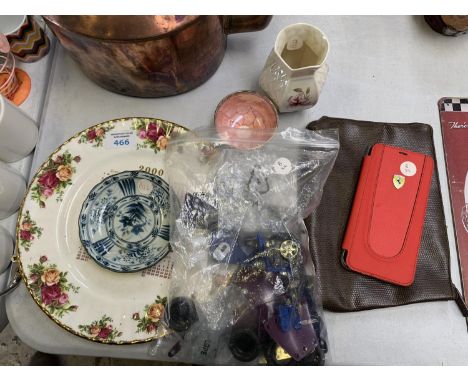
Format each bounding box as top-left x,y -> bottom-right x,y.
151,126 -> 339,365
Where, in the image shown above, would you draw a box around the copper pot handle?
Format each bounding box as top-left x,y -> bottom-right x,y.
224,16 -> 273,35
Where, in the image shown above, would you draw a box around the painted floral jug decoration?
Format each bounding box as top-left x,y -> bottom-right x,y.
259,23 -> 329,113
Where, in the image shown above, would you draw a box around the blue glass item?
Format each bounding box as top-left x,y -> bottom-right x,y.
79,170 -> 171,272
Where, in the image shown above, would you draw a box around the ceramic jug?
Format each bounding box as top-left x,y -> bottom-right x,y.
259,23 -> 329,113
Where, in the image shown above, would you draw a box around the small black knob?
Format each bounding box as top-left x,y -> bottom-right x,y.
167,297 -> 198,332
228,329 -> 261,363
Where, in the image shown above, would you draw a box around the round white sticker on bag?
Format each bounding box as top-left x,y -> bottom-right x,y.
273,157 -> 293,175
400,161 -> 417,177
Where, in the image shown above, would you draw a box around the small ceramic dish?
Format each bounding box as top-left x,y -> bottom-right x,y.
79,170 -> 170,273
214,90 -> 278,150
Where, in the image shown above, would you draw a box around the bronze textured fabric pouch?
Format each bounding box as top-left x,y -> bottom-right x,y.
306,116 -> 468,315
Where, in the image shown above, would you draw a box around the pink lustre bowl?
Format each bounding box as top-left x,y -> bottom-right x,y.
214,90 -> 278,150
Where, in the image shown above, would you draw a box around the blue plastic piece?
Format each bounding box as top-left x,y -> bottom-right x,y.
256,233 -> 266,252
276,305 -> 302,332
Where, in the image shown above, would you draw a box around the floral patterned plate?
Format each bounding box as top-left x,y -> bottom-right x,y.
16,117 -> 186,344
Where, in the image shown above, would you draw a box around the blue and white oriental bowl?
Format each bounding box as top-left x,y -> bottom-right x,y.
79,170 -> 170,272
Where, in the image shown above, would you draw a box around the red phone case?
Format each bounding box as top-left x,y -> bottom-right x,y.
341,144 -> 434,286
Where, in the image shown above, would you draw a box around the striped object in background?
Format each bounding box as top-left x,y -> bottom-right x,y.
7,16 -> 50,63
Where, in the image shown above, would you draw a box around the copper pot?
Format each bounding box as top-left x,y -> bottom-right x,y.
43,15 -> 272,97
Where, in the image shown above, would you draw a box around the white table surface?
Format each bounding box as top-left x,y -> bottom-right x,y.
5,15 -> 468,365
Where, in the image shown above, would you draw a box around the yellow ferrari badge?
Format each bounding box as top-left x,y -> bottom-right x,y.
393,174 -> 405,189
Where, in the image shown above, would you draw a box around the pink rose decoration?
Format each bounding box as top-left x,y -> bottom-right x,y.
42,188 -> 54,197
38,170 -> 59,190
98,327 -> 112,339
73,156 -> 81,163
58,292 -> 69,305
147,122 -> 158,131
138,130 -> 147,139
288,92 -> 311,107
146,323 -> 156,333
146,122 -> 164,142
20,230 -> 32,241
87,129 -> 97,141
132,312 -> 140,320
39,255 -> 48,263
146,129 -> 160,142
41,284 -> 62,306
30,274 -> 38,282
289,94 -> 302,106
